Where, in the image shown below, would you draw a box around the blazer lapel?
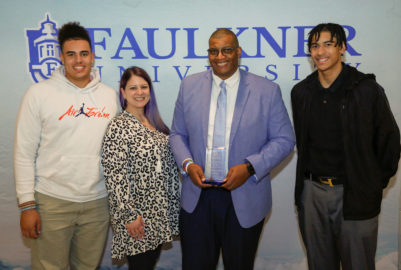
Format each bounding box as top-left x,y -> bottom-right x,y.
230,70 -> 250,146
200,70 -> 213,151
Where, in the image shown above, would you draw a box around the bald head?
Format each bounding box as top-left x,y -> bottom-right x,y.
209,28 -> 239,48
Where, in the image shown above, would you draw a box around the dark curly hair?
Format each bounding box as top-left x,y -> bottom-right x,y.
58,22 -> 91,51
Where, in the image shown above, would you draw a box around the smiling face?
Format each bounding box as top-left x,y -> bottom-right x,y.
310,31 -> 345,75
59,39 -> 94,88
121,75 -> 150,114
208,34 -> 241,80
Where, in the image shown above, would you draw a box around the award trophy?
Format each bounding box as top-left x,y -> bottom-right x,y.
204,147 -> 226,185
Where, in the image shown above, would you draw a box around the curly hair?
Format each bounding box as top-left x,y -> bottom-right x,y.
58,22 -> 91,51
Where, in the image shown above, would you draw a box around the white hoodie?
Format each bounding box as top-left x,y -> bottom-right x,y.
14,66 -> 119,204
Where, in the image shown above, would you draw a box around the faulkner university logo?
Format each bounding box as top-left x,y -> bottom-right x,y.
25,13 -> 61,83
25,13 -> 362,83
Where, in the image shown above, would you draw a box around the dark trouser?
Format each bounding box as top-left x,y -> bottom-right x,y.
298,180 -> 378,270
126,245 -> 162,270
180,188 -> 264,270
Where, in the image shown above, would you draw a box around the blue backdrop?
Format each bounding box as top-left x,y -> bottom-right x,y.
1,0 -> 400,269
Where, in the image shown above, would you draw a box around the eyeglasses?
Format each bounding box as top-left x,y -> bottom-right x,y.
207,46 -> 238,56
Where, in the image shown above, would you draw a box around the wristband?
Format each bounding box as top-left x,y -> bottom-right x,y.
20,205 -> 37,213
184,160 -> 194,173
18,200 -> 36,209
182,158 -> 192,169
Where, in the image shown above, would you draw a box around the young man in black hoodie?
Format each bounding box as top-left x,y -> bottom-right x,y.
291,23 -> 400,270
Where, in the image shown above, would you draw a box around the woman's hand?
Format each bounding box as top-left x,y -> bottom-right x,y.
126,216 -> 145,240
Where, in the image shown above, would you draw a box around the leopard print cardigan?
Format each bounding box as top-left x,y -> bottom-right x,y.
102,111 -> 180,259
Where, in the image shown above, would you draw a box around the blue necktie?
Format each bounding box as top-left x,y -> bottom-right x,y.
212,81 -> 227,152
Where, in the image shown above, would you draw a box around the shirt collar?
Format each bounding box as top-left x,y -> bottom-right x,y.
316,63 -> 347,93
212,68 -> 240,89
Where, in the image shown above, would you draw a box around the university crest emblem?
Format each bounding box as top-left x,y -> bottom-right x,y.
25,13 -> 61,82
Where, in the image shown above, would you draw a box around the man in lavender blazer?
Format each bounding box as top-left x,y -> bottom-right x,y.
170,28 -> 295,270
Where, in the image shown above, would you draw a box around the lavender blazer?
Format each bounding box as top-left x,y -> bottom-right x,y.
169,69 -> 295,228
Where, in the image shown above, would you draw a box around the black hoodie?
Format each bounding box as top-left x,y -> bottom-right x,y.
291,64 -> 400,220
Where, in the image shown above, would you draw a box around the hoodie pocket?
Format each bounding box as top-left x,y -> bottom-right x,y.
37,154 -> 101,195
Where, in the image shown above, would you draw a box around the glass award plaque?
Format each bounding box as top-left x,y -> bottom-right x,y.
204,147 -> 226,185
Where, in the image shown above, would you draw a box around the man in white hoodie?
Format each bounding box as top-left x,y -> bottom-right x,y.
14,22 -> 119,269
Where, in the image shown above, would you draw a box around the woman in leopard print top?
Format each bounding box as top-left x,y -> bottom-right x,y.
101,67 -> 180,269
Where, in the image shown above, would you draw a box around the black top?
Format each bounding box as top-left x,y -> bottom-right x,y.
291,64 -> 401,220
306,66 -> 347,178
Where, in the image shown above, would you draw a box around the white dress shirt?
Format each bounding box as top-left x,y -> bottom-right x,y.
204,69 -> 240,177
